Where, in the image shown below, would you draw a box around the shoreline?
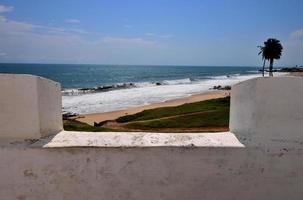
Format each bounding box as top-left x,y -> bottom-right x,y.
76,90 -> 230,125
289,71 -> 303,77
72,72 -> 296,126
62,72 -> 263,115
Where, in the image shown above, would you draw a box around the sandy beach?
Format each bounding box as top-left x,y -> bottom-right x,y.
77,90 -> 230,125
290,72 -> 303,77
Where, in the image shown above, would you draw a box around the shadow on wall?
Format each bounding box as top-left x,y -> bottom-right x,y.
230,76 -> 303,147
1,75 -> 303,200
0,74 -> 62,140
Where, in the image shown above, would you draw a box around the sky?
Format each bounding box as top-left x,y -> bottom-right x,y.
0,0 -> 302,66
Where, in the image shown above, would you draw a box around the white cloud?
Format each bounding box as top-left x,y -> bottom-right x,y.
159,34 -> 173,39
275,29 -> 303,66
0,16 -> 89,37
0,6 -> 162,64
66,19 -> 80,24
146,32 -> 155,36
0,5 -> 13,13
290,29 -> 303,39
288,28 -> 303,45
101,37 -> 156,46
124,25 -> 132,29
0,15 -> 163,64
68,28 -> 89,34
0,16 -> 34,34
146,32 -> 173,39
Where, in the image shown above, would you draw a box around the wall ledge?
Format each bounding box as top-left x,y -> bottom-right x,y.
25,131 -> 245,148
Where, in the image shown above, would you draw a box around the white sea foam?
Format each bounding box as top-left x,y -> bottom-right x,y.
62,73 -> 277,114
133,78 -> 193,87
162,78 -> 192,85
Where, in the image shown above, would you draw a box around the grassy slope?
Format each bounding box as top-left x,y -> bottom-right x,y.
63,119 -> 112,132
64,97 -> 230,132
117,97 -> 230,130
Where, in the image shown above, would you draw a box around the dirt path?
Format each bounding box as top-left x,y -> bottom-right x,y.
101,109 -> 228,133
102,120 -> 229,132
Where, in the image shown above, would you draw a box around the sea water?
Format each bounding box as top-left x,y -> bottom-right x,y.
0,63 -> 263,114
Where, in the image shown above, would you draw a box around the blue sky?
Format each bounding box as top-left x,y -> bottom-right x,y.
0,0 -> 302,66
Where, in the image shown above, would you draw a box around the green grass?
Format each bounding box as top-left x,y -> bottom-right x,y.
63,119 -> 112,132
64,97 -> 230,132
125,108 -> 229,129
117,97 -> 230,123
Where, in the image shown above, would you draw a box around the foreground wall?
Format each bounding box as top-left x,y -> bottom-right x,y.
0,75 -> 303,200
0,74 -> 62,139
230,77 -> 303,146
0,143 -> 303,200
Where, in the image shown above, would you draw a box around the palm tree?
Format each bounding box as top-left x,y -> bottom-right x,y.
258,38 -> 283,77
258,45 -> 266,77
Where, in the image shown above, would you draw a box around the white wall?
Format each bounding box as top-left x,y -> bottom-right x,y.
1,75 -> 303,199
230,77 -> 303,146
0,74 -> 62,140
37,77 -> 63,137
0,144 -> 302,200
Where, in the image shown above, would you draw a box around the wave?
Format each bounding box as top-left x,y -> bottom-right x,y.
162,78 -> 193,85
62,73 -> 264,114
62,76 -> 237,96
62,78 -> 196,95
62,83 -> 136,95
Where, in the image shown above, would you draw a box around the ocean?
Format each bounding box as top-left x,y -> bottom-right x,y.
0,63 -> 262,114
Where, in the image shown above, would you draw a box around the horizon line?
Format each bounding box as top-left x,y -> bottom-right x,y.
0,62 -> 291,68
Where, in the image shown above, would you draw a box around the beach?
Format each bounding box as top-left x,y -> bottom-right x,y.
74,72 -> 291,126
0,64 -> 262,123
290,72 -> 303,77
77,90 -> 230,125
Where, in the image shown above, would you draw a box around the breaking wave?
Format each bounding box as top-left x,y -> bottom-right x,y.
62,73 -> 269,114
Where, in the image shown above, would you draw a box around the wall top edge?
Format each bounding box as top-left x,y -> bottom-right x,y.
0,73 -> 60,87
29,131 -> 245,148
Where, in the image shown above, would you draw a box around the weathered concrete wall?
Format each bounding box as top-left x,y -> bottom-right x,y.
0,74 -> 62,139
0,143 -> 302,200
37,77 -> 63,137
1,75 -> 303,199
230,77 -> 303,146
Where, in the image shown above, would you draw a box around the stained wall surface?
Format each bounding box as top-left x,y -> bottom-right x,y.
0,144 -> 302,200
0,75 -> 303,200
230,77 -> 303,146
0,74 -> 62,139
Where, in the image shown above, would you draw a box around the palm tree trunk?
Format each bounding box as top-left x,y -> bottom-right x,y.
262,59 -> 266,77
269,59 -> 274,77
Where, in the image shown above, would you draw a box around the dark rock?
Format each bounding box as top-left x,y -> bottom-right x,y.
279,67 -> 303,72
94,122 -> 102,127
93,120 -> 109,127
63,112 -> 79,120
213,85 -> 222,90
222,85 -> 231,90
212,85 -> 231,90
64,83 -> 137,96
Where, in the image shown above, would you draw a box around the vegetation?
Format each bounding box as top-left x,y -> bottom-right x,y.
64,97 -> 230,132
124,108 -> 229,130
258,38 -> 283,77
116,97 -> 230,131
117,97 -> 230,123
63,119 -> 112,132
